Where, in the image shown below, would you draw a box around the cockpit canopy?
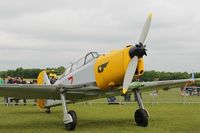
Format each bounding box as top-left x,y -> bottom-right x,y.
63,52 -> 99,76
84,52 -> 99,64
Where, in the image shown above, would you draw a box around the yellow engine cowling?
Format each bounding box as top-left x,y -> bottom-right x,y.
94,47 -> 144,90
135,58 -> 144,77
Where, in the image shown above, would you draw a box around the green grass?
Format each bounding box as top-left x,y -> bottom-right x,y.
0,104 -> 200,133
0,89 -> 200,133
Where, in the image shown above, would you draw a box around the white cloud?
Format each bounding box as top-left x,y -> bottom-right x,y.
0,0 -> 199,72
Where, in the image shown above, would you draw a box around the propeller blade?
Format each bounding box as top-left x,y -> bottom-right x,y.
138,13 -> 152,44
122,56 -> 138,94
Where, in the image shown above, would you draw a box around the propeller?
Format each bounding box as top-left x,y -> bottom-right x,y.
122,13 -> 152,94
122,56 -> 138,94
139,13 -> 152,45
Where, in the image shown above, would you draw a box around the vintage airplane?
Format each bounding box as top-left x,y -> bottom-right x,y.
0,13 -> 200,131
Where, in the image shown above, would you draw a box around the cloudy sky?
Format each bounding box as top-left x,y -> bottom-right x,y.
0,0 -> 199,72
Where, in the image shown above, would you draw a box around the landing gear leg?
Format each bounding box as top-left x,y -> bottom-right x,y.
134,89 -> 148,127
60,92 -> 77,130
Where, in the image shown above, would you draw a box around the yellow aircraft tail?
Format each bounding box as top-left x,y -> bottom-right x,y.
36,70 -> 50,110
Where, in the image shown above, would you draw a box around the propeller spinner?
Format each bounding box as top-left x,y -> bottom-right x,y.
122,13 -> 152,94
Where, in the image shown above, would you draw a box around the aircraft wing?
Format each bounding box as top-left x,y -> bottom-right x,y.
0,78 -> 199,101
0,84 -> 100,100
0,84 -> 60,99
129,78 -> 200,92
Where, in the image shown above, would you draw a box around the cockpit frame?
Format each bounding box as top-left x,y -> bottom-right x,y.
61,52 -> 100,77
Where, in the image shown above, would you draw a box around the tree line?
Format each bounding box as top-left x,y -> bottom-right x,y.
0,66 -> 66,79
0,67 -> 199,81
141,70 -> 200,81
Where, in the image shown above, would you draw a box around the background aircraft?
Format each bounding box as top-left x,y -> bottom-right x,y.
0,13 -> 199,130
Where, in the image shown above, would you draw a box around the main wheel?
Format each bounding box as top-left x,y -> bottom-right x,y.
65,110 -> 77,130
134,109 -> 148,127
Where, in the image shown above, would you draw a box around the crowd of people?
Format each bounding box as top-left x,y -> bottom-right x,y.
4,76 -> 37,106
3,73 -> 57,106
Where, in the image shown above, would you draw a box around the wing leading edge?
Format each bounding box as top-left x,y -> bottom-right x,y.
0,84 -> 60,99
0,84 -> 101,101
129,78 -> 200,92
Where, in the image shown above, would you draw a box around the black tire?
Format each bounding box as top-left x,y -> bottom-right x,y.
65,110 -> 77,130
134,109 -> 148,127
45,107 -> 51,114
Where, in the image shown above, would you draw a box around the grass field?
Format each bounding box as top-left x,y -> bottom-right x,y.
0,89 -> 199,133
